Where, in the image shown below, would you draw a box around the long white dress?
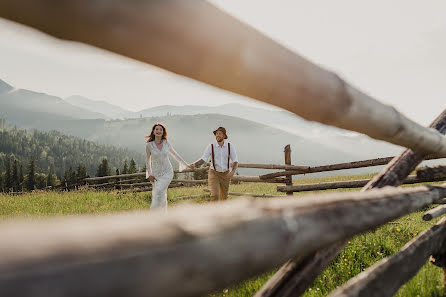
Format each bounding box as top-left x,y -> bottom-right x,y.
145,140 -> 188,211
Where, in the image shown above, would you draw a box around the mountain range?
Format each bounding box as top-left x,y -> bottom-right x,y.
0,78 -> 415,175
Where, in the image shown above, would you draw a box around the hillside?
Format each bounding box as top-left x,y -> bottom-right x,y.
0,81 -> 107,122
0,128 -> 144,178
65,95 -> 133,119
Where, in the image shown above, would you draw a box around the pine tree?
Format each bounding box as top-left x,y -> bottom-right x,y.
5,157 -> 12,191
0,170 -> 3,192
26,158 -> 36,191
47,167 -> 56,187
12,159 -> 19,191
96,158 -> 111,177
128,159 -> 137,174
122,160 -> 128,174
19,164 -> 24,190
76,164 -> 89,180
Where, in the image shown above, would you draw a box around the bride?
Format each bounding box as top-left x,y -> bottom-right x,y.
145,123 -> 191,211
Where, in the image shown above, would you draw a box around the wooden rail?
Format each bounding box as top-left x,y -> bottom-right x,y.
328,217 -> 446,297
0,185 -> 445,297
276,175 -> 446,193
2,1 -> 446,157
259,156 -> 439,180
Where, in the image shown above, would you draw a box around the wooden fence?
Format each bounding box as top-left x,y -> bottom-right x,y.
1,2 -> 446,297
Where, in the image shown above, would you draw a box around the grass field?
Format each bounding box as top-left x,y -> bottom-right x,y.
0,173 -> 444,297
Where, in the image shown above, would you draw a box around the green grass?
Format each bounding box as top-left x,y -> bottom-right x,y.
0,172 -> 445,297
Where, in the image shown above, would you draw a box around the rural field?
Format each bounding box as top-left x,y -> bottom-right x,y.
0,173 -> 445,297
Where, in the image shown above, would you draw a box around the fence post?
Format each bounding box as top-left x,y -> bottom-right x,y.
115,169 -> 121,190
284,145 -> 293,196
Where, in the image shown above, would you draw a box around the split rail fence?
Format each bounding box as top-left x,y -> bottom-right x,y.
1,2 -> 446,297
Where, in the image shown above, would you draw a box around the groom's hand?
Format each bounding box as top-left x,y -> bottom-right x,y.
227,171 -> 235,180
148,176 -> 156,182
189,163 -> 195,170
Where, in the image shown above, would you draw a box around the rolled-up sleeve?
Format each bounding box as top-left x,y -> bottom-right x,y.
201,144 -> 211,162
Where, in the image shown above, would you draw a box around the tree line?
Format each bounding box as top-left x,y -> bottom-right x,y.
0,155 -> 144,193
0,127 -> 147,192
0,127 -> 144,178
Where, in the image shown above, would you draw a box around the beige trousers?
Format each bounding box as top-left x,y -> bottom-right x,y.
208,169 -> 230,201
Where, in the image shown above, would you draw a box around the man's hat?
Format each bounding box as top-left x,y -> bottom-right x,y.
213,126 -> 228,139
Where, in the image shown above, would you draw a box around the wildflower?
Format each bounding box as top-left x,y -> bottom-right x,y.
344,258 -> 347,262
348,272 -> 351,274
396,228 -> 400,232
223,289 -> 228,294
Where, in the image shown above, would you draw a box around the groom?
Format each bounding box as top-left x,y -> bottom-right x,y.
191,127 -> 238,201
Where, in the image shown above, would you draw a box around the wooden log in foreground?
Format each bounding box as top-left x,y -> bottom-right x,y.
417,165 -> 446,181
259,110 -> 446,297
363,109 -> 446,190
423,205 -> 446,221
276,175 -> 445,193
203,189 -> 285,198
1,2 -> 446,157
0,185 -> 446,297
328,217 -> 446,297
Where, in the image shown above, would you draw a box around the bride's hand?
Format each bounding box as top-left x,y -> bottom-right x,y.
148,175 -> 156,182
188,163 -> 195,170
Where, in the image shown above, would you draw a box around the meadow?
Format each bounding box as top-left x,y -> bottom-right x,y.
0,173 -> 444,297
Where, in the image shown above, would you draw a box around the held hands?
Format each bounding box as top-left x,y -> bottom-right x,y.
188,163 -> 195,170
148,175 -> 156,182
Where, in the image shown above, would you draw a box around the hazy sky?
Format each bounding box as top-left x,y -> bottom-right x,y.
0,0 -> 445,125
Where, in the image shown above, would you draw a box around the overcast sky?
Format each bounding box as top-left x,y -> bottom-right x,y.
0,0 -> 445,125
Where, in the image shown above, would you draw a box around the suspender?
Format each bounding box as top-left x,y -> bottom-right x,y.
211,143 -> 231,171
228,143 -> 231,168
211,144 -> 215,169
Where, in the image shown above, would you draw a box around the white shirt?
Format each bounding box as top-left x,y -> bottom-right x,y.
200,140 -> 238,172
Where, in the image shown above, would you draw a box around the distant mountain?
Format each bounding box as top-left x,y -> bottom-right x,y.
0,78 -> 405,172
0,79 -> 107,122
84,114 -> 357,176
0,79 -> 13,94
65,95 -> 133,119
136,103 -> 403,159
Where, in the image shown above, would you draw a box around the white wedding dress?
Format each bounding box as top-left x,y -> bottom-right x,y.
145,140 -> 188,211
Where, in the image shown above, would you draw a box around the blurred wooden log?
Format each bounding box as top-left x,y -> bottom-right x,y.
328,217 -> 446,297
203,189 -> 284,198
260,110 -> 446,297
0,185 -> 445,297
1,2 -> 446,157
423,205 -> 446,221
417,165 -> 446,181
363,109 -> 446,190
277,175 -> 446,193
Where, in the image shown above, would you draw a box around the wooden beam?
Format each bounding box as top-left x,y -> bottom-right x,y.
0,185 -> 445,297
238,163 -> 309,171
1,2 -> 446,157
259,156 -> 439,180
327,218 -> 446,297
363,109 -> 446,190
423,205 -> 446,221
276,175 -> 446,193
203,189 -> 285,198
258,109 -> 446,297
